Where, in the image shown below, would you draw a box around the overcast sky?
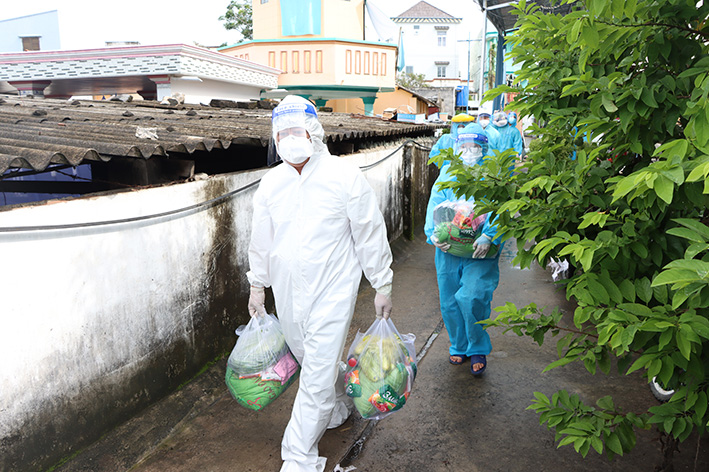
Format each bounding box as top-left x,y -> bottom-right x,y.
1,0 -> 485,50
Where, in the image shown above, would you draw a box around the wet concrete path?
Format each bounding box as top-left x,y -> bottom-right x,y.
60,233 -> 708,472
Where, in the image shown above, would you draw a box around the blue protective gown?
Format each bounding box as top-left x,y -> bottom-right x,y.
423,164 -> 503,358
429,122 -> 467,167
479,124 -> 503,155
492,123 -> 525,155
429,133 -> 455,166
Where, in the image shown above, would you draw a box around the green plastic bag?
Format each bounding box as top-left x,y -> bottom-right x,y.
432,200 -> 498,259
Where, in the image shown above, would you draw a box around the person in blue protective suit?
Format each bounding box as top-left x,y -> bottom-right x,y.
492,111 -> 524,157
507,112 -> 527,157
423,130 -> 503,376
247,95 -> 394,472
428,113 -> 475,167
476,111 -> 503,154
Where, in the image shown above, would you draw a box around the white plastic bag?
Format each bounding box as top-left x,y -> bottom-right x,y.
225,314 -> 300,411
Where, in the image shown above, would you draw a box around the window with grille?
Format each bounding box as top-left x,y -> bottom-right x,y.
22,37 -> 40,51
437,66 -> 447,78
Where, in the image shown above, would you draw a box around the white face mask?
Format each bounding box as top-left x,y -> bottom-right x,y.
479,119 -> 490,128
496,119 -> 508,127
461,148 -> 483,166
277,135 -> 313,164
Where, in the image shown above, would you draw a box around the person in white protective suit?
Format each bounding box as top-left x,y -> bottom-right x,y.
246,95 -> 394,472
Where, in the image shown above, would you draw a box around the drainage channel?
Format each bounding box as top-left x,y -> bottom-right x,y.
334,317 -> 445,469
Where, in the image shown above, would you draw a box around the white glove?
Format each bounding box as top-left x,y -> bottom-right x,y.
431,235 -> 451,252
374,283 -> 393,319
247,286 -> 267,318
472,234 -> 492,259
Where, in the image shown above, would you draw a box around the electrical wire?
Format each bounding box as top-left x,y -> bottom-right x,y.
0,139 -> 433,233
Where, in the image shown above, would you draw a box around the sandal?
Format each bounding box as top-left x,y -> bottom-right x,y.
470,355 -> 487,376
449,354 -> 468,365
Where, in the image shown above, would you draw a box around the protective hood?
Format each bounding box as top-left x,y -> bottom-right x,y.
450,113 -> 474,141
492,111 -> 508,129
271,95 -> 328,163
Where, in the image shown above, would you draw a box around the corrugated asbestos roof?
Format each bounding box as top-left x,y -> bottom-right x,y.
0,96 -> 435,174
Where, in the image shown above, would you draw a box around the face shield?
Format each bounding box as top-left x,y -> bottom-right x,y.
508,112 -> 518,126
456,133 -> 488,166
450,114 -> 473,141
477,113 -> 491,129
493,111 -> 509,128
272,97 -> 321,164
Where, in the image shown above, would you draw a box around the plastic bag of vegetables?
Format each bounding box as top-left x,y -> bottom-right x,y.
432,200 -> 498,258
225,314 -> 300,411
344,317 -> 417,420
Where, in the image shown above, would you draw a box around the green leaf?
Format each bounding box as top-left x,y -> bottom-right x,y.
596,395 -> 615,410
619,279 -> 636,302
624,0 -> 637,16
674,218 -> 709,240
568,20 -> 582,44
654,176 -> 674,204
591,435 -> 604,455
676,331 -> 693,360
636,278 -> 653,302
599,272 -> 623,305
587,276 -> 610,305
654,139 -> 689,160
602,94 -> 618,112
641,87 -> 658,108
542,356 -> 578,373
653,269 -> 704,287
581,23 -> 599,49
605,431 -> 623,456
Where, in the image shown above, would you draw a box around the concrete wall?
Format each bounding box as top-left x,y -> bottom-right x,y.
252,0 -> 365,41
158,77 -> 267,105
0,10 -> 61,53
0,141 -> 437,472
221,40 -> 396,89
327,87 -> 429,117
411,86 -> 456,116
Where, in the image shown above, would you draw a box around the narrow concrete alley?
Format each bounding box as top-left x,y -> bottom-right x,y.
59,233 -> 708,472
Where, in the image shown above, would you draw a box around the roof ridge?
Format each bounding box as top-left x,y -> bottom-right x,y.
393,1 -> 457,20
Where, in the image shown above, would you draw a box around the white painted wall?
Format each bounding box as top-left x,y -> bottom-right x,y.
400,22 -> 461,80
0,144 -> 422,471
163,77 -> 267,104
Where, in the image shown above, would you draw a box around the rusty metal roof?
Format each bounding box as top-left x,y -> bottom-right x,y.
0,96 -> 436,174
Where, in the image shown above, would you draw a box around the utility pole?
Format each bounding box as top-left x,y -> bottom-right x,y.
458,32 -> 481,114
479,0 -> 488,113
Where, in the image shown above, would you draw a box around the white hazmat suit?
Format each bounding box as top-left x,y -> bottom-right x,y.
247,96 -> 394,472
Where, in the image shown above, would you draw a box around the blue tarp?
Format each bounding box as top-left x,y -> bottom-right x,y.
280,0 -> 321,36
455,86 -> 469,107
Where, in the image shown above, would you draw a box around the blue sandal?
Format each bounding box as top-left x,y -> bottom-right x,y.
449,354 -> 468,365
470,355 -> 487,376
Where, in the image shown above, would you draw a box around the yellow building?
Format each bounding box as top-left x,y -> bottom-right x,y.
219,0 -> 398,116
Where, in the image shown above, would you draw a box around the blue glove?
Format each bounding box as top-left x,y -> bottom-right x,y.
472,235 -> 492,259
